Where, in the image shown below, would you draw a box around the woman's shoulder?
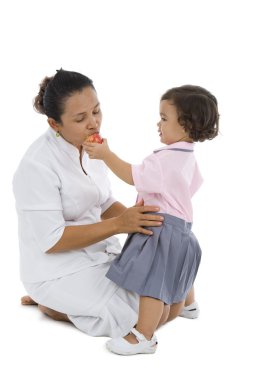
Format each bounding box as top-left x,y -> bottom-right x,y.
14,132 -> 56,182
13,135 -> 61,194
20,132 -> 53,164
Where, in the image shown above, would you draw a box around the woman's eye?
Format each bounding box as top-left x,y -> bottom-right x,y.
76,109 -> 100,122
161,117 -> 166,122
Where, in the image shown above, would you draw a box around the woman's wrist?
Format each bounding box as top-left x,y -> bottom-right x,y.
108,215 -> 124,234
104,216 -> 121,235
101,201 -> 127,220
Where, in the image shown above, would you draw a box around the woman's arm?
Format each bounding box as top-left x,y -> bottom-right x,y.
46,217 -> 118,253
47,203 -> 163,253
101,201 -> 127,220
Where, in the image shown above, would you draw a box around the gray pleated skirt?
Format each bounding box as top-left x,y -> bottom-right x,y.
106,213 -> 202,305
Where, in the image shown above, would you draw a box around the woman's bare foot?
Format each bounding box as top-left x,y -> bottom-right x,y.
21,295 -> 38,305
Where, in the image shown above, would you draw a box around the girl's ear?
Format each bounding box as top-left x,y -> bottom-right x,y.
47,118 -> 60,132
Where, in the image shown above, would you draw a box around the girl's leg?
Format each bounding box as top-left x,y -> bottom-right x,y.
166,300 -> 185,322
157,300 -> 185,328
157,304 -> 171,328
185,286 -> 195,306
124,296 -> 165,344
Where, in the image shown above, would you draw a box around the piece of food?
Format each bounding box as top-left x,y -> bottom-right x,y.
85,133 -> 103,144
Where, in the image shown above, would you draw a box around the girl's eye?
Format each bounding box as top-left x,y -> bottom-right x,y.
93,109 -> 100,115
161,117 -> 167,122
76,118 -> 84,123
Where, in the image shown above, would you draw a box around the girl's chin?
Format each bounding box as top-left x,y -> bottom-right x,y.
160,136 -> 167,144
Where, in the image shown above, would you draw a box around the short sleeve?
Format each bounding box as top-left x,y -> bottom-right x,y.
100,196 -> 117,214
13,159 -> 63,211
132,153 -> 163,193
22,210 -> 65,253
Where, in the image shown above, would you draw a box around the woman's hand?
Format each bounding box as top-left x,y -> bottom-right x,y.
115,199 -> 164,235
83,138 -> 111,160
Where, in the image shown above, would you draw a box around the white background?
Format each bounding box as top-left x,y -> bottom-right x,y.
1,0 -> 252,379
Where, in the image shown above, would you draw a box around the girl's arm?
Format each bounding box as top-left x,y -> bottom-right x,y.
83,139 -> 134,185
103,151 -> 134,185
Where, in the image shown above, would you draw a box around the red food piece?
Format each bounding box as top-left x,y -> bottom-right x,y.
85,133 -> 103,144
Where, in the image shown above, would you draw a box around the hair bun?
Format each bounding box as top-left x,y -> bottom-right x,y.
33,75 -> 54,114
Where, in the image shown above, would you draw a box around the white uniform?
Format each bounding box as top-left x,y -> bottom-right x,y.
13,128 -> 138,337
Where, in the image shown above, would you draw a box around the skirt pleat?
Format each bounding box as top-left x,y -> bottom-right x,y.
106,213 -> 202,305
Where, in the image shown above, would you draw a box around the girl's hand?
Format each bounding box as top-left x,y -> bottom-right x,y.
115,199 -> 164,235
83,138 -> 110,160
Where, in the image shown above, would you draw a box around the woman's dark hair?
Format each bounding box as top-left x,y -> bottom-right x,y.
161,85 -> 219,142
33,69 -> 95,123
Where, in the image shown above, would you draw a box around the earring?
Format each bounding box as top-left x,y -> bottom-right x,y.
56,131 -> 60,137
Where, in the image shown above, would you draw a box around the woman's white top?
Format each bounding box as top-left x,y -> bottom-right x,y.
13,128 -> 121,283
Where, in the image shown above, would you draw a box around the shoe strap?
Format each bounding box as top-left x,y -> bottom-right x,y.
184,301 -> 198,310
130,327 -> 147,342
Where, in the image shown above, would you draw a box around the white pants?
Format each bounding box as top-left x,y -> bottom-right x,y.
23,262 -> 139,338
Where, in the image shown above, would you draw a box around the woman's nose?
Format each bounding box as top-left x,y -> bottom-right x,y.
88,116 -> 98,129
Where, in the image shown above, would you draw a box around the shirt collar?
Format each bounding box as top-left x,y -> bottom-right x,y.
46,127 -> 81,159
153,141 -> 195,153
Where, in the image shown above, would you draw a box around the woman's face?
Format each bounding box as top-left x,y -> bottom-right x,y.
157,100 -> 190,144
50,86 -> 102,149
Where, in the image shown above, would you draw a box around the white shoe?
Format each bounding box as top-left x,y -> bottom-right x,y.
106,327 -> 158,355
179,301 -> 200,319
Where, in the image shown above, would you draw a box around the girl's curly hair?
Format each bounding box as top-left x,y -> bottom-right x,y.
161,85 -> 219,142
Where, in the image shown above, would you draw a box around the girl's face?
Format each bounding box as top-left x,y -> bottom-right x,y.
157,100 -> 191,144
48,86 -> 102,149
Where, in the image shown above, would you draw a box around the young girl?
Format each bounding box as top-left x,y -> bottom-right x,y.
84,84 -> 219,355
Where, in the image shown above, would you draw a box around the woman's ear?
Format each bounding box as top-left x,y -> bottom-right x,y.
47,118 -> 60,132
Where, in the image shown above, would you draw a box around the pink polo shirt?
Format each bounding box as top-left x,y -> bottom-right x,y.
131,142 -> 203,222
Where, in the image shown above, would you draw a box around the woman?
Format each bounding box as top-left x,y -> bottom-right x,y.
14,69 -> 198,342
